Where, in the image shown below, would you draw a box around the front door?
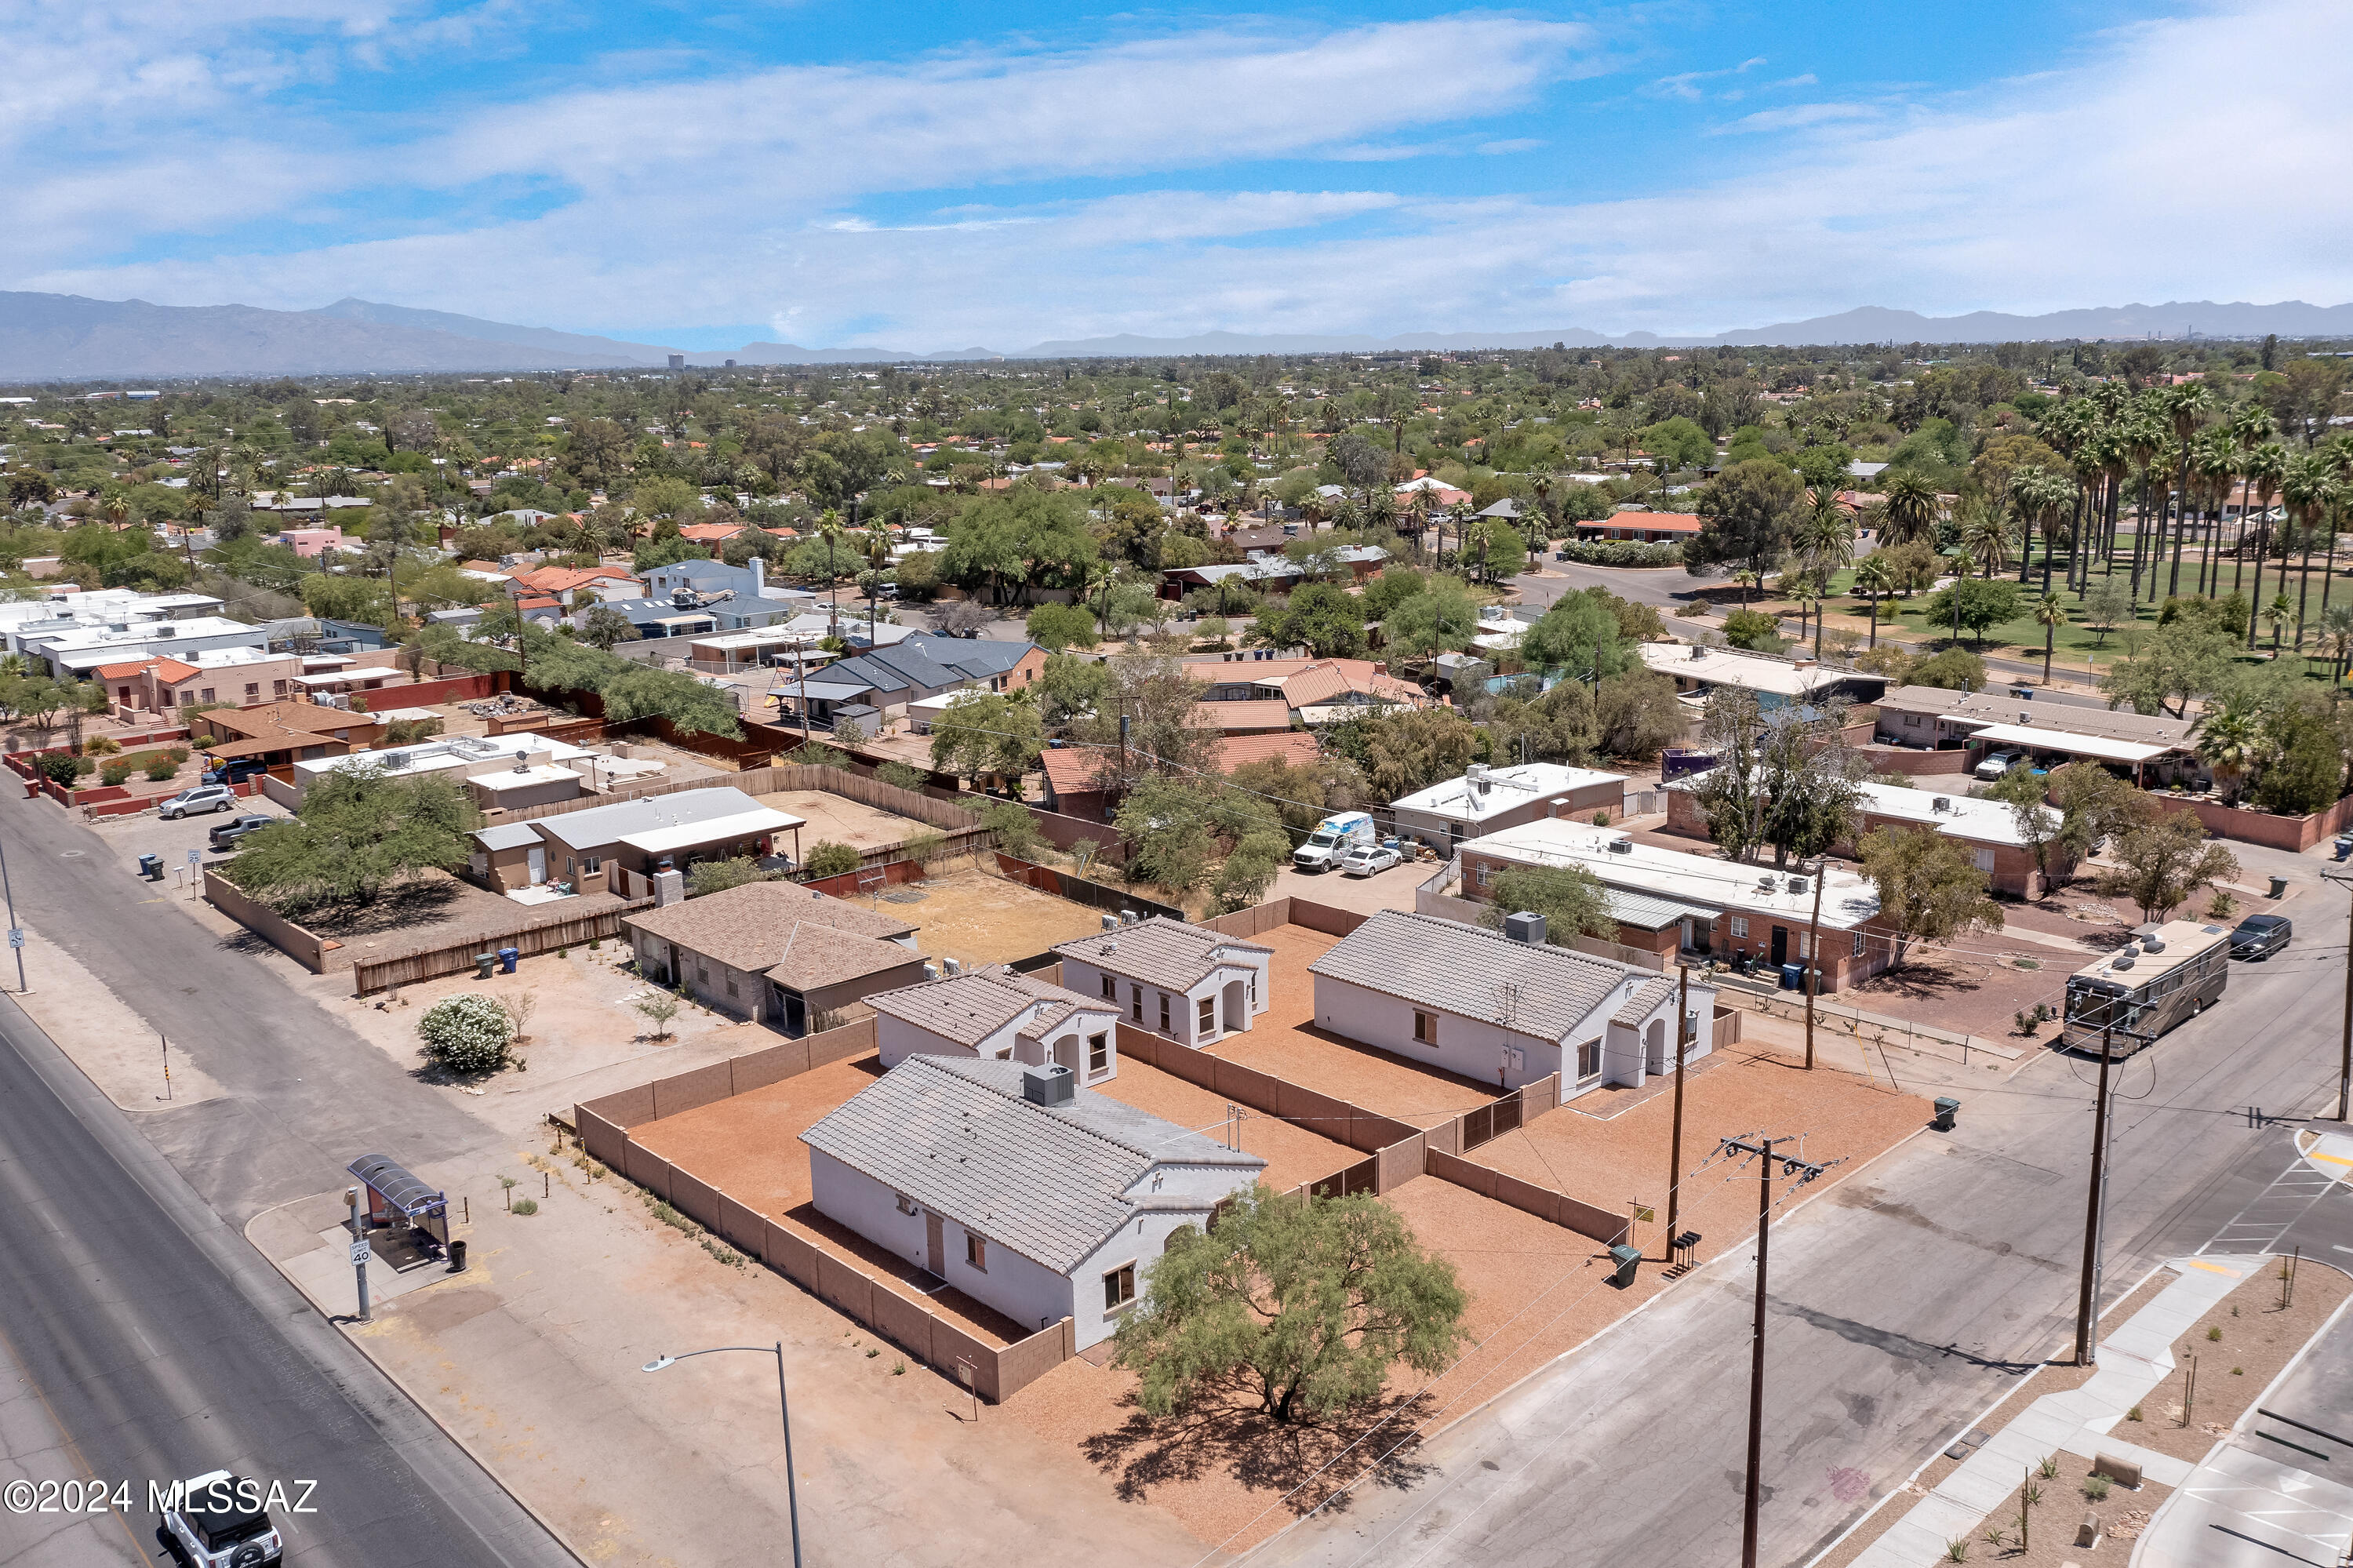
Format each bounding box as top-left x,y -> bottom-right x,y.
1769,926 -> 1788,966
924,1211 -> 945,1276
526,845 -> 547,886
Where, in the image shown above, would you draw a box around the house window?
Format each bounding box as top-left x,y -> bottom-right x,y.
1577,1039 -> 1602,1079
1729,916 -> 1749,939
895,1192 -> 917,1217
581,854 -> 602,875
198,688 -> 215,704
965,1232 -> 987,1271
1198,995 -> 1215,1035
725,977 -> 738,998
1101,974 -> 1116,1002
1413,1010 -> 1437,1046
273,680 -> 288,697
1903,713 -> 1922,727
1088,1033 -> 1109,1075
1158,993 -> 1172,1033
1248,973 -> 1257,1008
1130,985 -> 1144,1024
1853,932 -> 1866,959
1104,1263 -> 1136,1312
243,683 -> 260,700
1973,848 -> 1997,873
696,963 -> 709,985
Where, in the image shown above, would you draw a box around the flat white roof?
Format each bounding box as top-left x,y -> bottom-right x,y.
1853,778 -> 2049,846
1468,818 -> 1882,930
1966,723 -> 2179,766
620,806 -> 802,855
1638,642 -> 1863,699
289,670 -> 394,687
471,766 -> 580,793
1391,763 -> 1625,826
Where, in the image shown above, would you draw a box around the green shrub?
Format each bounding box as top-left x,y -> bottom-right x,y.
36,753 -> 78,786
2081,1474 -> 2111,1501
875,761 -> 930,792
805,841 -> 861,878
165,745 -> 191,763
510,1198 -> 539,1216
416,993 -> 515,1075
100,762 -> 133,787
145,757 -> 178,781
686,857 -> 770,897
980,799 -> 1042,859
83,736 -> 121,757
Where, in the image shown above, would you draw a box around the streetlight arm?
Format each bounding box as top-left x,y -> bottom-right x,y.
640,1344 -> 802,1568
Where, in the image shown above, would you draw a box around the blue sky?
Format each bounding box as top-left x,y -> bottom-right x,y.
9,0 -> 2349,348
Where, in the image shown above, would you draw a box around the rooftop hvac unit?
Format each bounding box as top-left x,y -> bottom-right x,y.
1606,838 -> 1634,853
1100,912 -> 1119,930
1021,1063 -> 1074,1107
1787,876 -> 1809,893
1931,797 -> 1951,813
942,957 -> 963,976
1503,910 -> 1547,945
1118,909 -> 1140,925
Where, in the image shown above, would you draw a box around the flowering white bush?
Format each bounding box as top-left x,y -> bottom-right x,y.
418,993 -> 514,1075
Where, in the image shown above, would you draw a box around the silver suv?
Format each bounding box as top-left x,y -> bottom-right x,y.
159,784 -> 238,820
158,1471 -> 283,1566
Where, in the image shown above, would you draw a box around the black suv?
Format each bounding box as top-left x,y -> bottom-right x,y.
2230,914 -> 2292,959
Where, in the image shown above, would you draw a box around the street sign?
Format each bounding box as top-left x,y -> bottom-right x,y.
5,930 -> 19,950
349,1239 -> 373,1268
187,849 -> 201,864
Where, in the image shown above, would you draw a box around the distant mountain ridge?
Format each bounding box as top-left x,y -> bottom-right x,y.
4,292 -> 2349,382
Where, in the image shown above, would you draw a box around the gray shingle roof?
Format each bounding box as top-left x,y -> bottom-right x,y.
474,822 -> 541,851
1052,917 -> 1270,992
800,1057 -> 1262,1273
866,966 -> 1113,1048
1308,909 -> 1642,1040
622,882 -> 915,977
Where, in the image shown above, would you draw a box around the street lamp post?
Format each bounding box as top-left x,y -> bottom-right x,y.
642,1344 -> 803,1567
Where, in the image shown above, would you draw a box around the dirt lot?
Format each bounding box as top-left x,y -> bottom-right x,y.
886,864 -> 1108,970
757,788 -> 933,854
1093,1059 -> 1358,1193
1202,924 -> 1504,1127
630,1049 -> 1024,1345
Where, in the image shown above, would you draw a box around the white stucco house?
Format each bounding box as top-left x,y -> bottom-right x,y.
867,966 -> 1122,1086
1308,909 -> 1716,1095
801,1056 -> 1266,1349
1387,761 -> 1628,851
1051,918 -> 1272,1048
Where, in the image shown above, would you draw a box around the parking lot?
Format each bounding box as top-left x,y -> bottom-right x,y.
83,789 -> 292,889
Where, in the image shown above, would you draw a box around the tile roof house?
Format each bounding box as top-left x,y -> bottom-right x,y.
503,565 -> 642,606
191,700 -> 384,766
801,1055 -> 1264,1349
869,966 -> 1122,1084
623,882 -> 928,1035
1187,657 -> 1422,719
1309,909 -> 1715,1095
1053,918 -> 1273,1047
1577,511 -> 1703,542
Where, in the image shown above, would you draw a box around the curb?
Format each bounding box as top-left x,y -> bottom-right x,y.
243,1196 -> 597,1568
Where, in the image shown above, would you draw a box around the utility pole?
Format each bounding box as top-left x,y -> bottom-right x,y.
1663,963 -> 1691,1257
1719,1134 -> 1831,1568
1802,857 -> 1826,1070
0,831 -> 24,993
2074,1011 -> 2118,1366
2336,870 -> 2353,1122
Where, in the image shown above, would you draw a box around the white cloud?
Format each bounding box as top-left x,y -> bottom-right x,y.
1714,102 -> 1878,134
16,0 -> 2353,347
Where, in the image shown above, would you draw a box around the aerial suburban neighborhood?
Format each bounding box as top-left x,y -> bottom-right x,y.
4,6 -> 2352,1567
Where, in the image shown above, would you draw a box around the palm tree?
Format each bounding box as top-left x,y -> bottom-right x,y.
1853,555 -> 1895,648
2160,380 -> 2213,597
2242,442 -> 2289,647
1956,504 -> 2012,577
1729,567 -> 1758,606
1880,473 -> 1939,548
1796,486 -> 1855,588
2264,591 -> 2294,653
2323,601 -> 2353,684
1791,584 -> 1823,657
2191,428 -> 2238,597
2191,699 -> 2266,806
2034,591 -> 2068,685
2281,451 -> 2339,655
1941,551 -> 1977,644
2117,409 -> 2163,600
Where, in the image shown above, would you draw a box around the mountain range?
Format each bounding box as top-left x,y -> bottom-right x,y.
5,293 -> 2350,383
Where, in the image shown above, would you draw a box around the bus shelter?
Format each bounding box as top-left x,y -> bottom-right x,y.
347,1154 -> 450,1248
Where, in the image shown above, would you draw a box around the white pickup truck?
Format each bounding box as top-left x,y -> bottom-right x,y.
1292,812 -> 1377,873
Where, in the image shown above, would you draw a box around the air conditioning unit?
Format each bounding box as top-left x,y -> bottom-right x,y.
1606,838 -> 1634,853
1100,912 -> 1119,930
942,957 -> 964,976
1931,797 -> 1951,813
1787,876 -> 1809,894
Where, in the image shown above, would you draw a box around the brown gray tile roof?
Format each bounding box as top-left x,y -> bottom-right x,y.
1611,975 -> 1677,1030
622,882 -> 916,977
1308,909 -> 1644,1041
1875,686 -> 2191,746
801,1056 -> 1263,1273
866,966 -> 1112,1048
1052,916 -> 1271,993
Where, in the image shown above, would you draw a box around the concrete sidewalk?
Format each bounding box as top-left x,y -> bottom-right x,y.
1846,1257 -> 2257,1568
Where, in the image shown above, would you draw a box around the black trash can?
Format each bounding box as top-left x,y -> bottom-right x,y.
1933,1097 -> 1960,1132
447,1239 -> 468,1273
137,853 -> 163,879
2269,875 -> 2289,899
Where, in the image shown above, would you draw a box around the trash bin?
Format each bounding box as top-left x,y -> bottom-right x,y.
137,853 -> 163,879
2336,835 -> 2352,860
2269,875 -> 2289,899
496,946 -> 520,974
447,1239 -> 468,1273
1933,1097 -> 1960,1131
1779,962 -> 1806,990
474,952 -> 497,979
1608,1243 -> 1642,1288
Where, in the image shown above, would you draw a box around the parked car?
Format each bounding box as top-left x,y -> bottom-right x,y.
202,759 -> 269,786
208,813 -> 277,852
158,784 -> 238,820
1340,842 -> 1402,879
1973,751 -> 2021,780
158,1471 -> 283,1566
2230,914 -> 2293,960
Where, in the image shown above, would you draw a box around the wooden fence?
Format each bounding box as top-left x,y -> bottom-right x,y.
570,1016 -> 1078,1403
995,857 -> 1184,922
351,897 -> 653,995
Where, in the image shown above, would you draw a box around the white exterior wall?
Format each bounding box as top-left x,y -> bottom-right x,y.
875,1005 -> 1120,1079
1310,973 -> 1569,1092
876,1013 -> 978,1068
1059,954 -> 1270,1047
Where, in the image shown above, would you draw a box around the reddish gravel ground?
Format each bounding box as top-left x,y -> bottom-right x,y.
1092,1059 -> 1358,1193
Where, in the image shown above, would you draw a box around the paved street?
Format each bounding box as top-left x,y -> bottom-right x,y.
0,803 -> 576,1566
1246,884 -> 2353,1568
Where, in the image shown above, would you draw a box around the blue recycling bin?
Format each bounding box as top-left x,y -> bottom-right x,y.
1779,962 -> 1806,990
496,946 -> 519,974
137,853 -> 163,879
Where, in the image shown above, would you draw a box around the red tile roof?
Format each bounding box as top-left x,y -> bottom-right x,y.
1214,732 -> 1321,772
1039,747 -> 1111,797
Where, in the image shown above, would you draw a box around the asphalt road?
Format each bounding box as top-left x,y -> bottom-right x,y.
0,804 -> 576,1566
1246,896 -> 2353,1568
